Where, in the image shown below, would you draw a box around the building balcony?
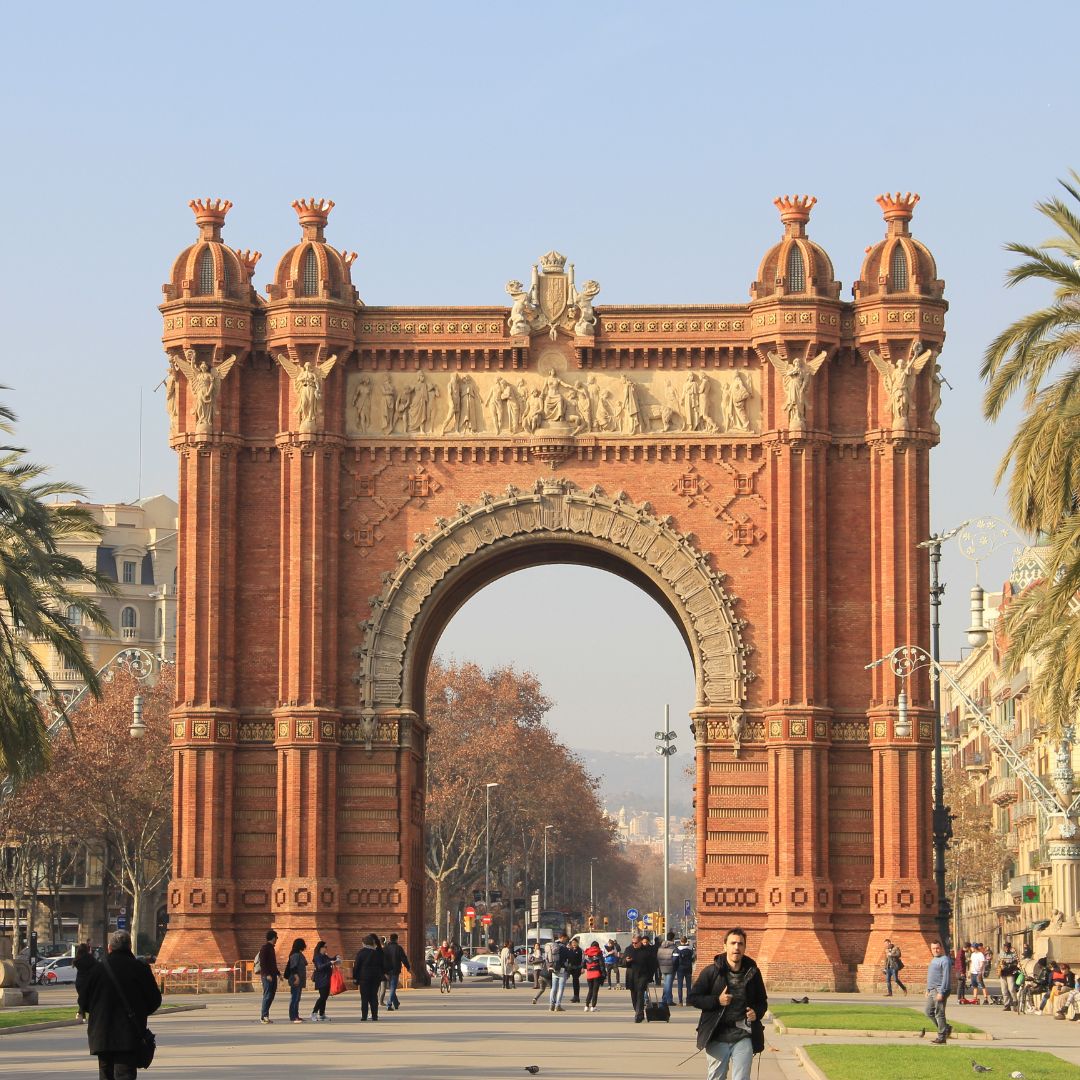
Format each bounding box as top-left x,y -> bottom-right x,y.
990,776 -> 1019,806
1011,728 -> 1035,754
965,753 -> 990,776
1013,801 -> 1038,825
1008,873 -> 1036,901
121,627 -> 137,641
991,888 -> 1020,914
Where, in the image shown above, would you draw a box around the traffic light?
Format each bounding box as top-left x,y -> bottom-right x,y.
602,915 -> 608,928
587,915 -> 595,930
657,913 -> 665,935
463,915 -> 474,933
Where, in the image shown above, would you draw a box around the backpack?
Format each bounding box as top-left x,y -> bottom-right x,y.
678,945 -> 695,972
253,950 -> 262,976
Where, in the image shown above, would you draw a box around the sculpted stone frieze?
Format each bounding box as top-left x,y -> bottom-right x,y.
355,480 -> 753,712
344,366 -> 760,438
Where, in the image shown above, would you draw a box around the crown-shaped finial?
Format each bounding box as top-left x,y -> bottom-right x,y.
236,250 -> 262,278
189,198 -> 233,240
292,198 -> 335,240
876,192 -> 920,222
342,250 -> 358,268
773,195 -> 817,226
539,250 -> 567,274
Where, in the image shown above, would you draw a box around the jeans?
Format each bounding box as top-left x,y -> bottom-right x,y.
387,971 -> 401,1008
925,991 -> 949,1036
97,1058 -> 138,1080
549,971 -> 567,1007
676,968 -> 692,1004
661,971 -> 675,1005
288,983 -> 302,1020
705,1036 -> 753,1080
884,967 -> 906,994
260,974 -> 277,1019
606,962 -> 620,987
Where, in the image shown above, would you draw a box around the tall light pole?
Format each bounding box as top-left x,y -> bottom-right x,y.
655,704 -> 676,939
589,857 -> 597,921
485,783 -> 499,936
543,825 -> 554,910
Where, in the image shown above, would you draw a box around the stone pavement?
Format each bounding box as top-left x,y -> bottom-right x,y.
5,983 -> 1080,1079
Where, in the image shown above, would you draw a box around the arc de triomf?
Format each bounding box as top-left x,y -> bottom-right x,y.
156,192 -> 946,988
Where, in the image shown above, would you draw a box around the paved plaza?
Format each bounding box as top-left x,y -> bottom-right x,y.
5,983 -> 1080,1078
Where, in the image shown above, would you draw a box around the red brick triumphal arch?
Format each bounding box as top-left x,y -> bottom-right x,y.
157,193 -> 947,989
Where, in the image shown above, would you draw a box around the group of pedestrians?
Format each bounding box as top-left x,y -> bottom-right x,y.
256,928 -> 412,1024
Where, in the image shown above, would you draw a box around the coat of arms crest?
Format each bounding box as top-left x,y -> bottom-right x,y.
506,251 -> 601,340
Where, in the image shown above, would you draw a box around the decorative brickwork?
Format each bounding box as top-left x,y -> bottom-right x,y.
156,194 -> 946,989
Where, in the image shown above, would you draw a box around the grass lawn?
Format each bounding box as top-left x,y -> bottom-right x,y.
0,1007 -> 85,1029
804,1043 -> 1075,1080
770,1003 -> 980,1033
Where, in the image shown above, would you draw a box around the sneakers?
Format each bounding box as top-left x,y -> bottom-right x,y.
931,1036 -> 946,1045
550,1004 -> 556,1012
555,1005 -> 565,1012
260,1017 -> 272,1024
291,1018 -> 304,1023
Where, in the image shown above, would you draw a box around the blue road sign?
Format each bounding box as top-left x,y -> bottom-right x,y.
684,899 -> 691,917
116,916 -> 127,930
642,914 -> 652,927
626,907 -> 639,921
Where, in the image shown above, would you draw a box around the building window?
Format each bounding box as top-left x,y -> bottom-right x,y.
786,246 -> 805,292
302,248 -> 319,296
890,246 -> 909,291
122,560 -> 136,584
121,606 -> 137,640
65,605 -> 82,627
198,248 -> 215,295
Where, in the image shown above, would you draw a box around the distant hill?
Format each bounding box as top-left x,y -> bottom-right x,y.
577,747 -> 693,821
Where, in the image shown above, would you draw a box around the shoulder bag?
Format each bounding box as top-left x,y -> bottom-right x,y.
101,957 -> 156,1070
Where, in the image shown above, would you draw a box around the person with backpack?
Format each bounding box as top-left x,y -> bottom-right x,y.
583,939 -> 604,1012
284,938 -> 307,1023
688,927 -> 767,1079
675,936 -> 695,1006
546,932 -> 571,1012
310,941 -> 333,1022
658,931 -> 680,1006
256,929 -> 281,1024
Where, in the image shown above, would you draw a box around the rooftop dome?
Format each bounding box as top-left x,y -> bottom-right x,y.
268,199 -> 360,305
751,195 -> 841,301
163,199 -> 259,303
854,193 -> 943,300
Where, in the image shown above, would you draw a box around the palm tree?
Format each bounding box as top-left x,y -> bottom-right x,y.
0,394 -> 113,778
981,172 -> 1080,736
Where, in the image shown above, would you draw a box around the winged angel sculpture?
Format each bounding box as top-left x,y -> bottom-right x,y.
276,353 -> 338,431
766,349 -> 828,426
172,348 -> 237,432
868,341 -> 933,426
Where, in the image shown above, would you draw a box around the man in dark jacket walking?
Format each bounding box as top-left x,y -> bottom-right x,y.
688,928 -> 767,1080
77,930 -> 161,1080
623,932 -> 659,1023
383,933 -> 411,1011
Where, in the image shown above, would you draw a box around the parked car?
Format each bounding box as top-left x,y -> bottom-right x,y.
37,956 -> 77,985
461,954 -> 498,977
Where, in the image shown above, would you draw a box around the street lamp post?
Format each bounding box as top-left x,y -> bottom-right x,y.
589,857 -> 597,921
485,783 -> 499,943
543,825 -> 554,910
655,704 -> 677,940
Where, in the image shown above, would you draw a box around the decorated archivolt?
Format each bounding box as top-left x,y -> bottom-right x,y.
345,366 -> 759,438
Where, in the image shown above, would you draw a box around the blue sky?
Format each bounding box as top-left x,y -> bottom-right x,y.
3,1 -> 1077,749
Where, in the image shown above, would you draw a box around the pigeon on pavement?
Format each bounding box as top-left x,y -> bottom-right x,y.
971,1063 -> 992,1074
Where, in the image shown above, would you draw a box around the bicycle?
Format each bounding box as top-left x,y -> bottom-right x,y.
438,960 -> 452,994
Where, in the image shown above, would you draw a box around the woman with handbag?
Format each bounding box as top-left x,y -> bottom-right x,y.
286,938 -> 308,1023
310,941 -> 333,1022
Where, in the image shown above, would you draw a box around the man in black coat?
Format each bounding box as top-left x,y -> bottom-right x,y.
688,928 -> 768,1080
383,933 -> 411,1011
77,930 -> 162,1080
623,932 -> 659,1023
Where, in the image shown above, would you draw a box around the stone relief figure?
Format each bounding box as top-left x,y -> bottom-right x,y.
276,353 -> 338,431
443,372 -> 482,434
164,357 -> 179,434
572,279 -> 600,336
928,358 -> 949,433
869,340 -> 933,426
728,371 -> 753,433
379,373 -> 397,435
619,375 -> 643,434
505,280 -> 536,337
522,387 -> 544,432
588,375 -> 619,432
681,372 -> 702,431
502,377 -> 521,433
767,349 -> 828,427
571,381 -> 593,433
484,377 -> 514,434
697,374 -> 720,432
541,367 -> 574,423
352,373 -> 372,433
661,379 -> 683,431
406,370 -> 439,434
173,347 -> 237,432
